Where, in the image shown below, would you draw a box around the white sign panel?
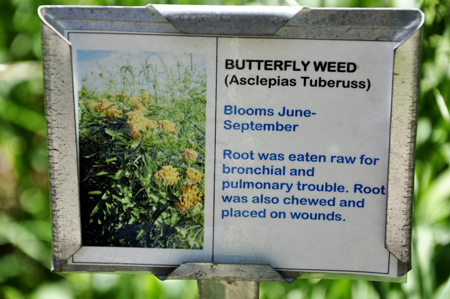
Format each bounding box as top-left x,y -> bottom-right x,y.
69,32 -> 398,277
214,38 -> 395,275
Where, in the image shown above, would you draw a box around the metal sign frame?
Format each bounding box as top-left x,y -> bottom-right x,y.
39,5 -> 423,283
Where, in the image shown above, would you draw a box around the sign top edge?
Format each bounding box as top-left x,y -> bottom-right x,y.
37,6 -> 424,46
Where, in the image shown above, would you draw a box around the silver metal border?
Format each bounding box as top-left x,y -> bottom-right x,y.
41,21 -> 81,271
386,29 -> 422,273
39,5 -> 423,281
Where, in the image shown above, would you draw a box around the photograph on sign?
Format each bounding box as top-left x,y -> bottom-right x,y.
76,49 -> 206,249
71,33 -> 217,265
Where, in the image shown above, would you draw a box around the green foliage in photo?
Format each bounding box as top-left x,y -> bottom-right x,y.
77,51 -> 206,249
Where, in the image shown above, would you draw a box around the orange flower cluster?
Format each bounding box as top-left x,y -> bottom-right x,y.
86,98 -> 123,118
126,107 -> 158,140
128,97 -> 143,108
154,165 -> 180,185
176,184 -> 202,212
182,149 -> 198,163
186,168 -> 202,185
159,119 -> 176,135
86,100 -> 99,109
85,92 -> 176,141
141,93 -> 151,103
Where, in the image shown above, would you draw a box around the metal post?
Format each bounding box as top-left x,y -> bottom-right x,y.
198,280 -> 259,299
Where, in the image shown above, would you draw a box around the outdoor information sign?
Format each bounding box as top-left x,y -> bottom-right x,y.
39,5 -> 423,283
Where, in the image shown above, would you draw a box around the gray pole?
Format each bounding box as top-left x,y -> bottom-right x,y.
198,280 -> 259,299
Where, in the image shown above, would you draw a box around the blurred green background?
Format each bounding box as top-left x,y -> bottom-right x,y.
1,0 -> 449,298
